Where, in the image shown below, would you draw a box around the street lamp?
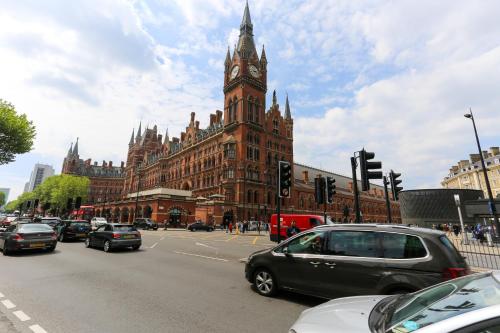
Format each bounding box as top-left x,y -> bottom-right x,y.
133,165 -> 142,222
464,108 -> 500,238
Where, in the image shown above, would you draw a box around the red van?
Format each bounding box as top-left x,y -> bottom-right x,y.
270,214 -> 326,242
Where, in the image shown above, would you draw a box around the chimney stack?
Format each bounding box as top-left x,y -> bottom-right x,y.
210,114 -> 216,126
302,170 -> 309,183
216,110 -> 223,123
120,161 -> 124,168
195,121 -> 200,130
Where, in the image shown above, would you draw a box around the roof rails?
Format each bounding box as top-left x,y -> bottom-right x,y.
317,223 -> 411,229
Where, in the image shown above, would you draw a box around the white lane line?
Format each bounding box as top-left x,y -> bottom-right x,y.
0,292 -> 4,298
13,310 -> 30,322
1,299 -> 16,309
150,242 -> 158,249
160,237 -> 165,241
173,251 -> 228,262
195,242 -> 218,250
29,324 -> 48,333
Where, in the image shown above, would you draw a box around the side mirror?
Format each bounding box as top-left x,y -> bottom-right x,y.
283,246 -> 291,256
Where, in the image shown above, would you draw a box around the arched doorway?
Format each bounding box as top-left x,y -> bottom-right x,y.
168,207 -> 186,228
113,208 -> 120,222
223,210 -> 234,227
121,207 -> 129,223
144,205 -> 153,219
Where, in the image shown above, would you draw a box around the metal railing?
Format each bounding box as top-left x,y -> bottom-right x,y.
449,232 -> 500,270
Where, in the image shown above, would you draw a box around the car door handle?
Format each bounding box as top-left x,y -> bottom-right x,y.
309,261 -> 321,266
325,262 -> 337,268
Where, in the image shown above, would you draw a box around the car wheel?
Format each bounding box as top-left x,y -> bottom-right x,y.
85,238 -> 91,248
59,234 -> 64,242
47,246 -> 55,252
132,245 -> 140,251
2,245 -> 9,256
103,241 -> 111,253
254,269 -> 277,296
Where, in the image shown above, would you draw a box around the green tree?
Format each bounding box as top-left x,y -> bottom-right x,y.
0,191 -> 5,207
34,174 -> 90,211
0,99 -> 36,165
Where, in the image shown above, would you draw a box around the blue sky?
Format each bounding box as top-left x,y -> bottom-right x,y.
1,0 -> 500,201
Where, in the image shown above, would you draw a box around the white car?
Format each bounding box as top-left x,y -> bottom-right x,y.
90,217 -> 107,229
289,271 -> 500,333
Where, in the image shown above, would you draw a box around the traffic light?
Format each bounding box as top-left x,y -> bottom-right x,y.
389,170 -> 403,200
278,161 -> 292,198
314,176 -> 325,204
359,149 -> 382,191
326,177 -> 336,204
66,198 -> 73,211
75,197 -> 82,209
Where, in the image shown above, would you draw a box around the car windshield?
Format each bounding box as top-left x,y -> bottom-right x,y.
19,224 -> 53,232
113,226 -> 137,232
383,273 -> 500,332
70,222 -> 90,227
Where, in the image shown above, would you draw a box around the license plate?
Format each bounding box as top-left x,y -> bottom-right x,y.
123,235 -> 135,239
30,243 -> 45,248
76,233 -> 86,237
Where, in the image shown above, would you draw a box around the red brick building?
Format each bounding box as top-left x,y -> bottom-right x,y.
62,3 -> 400,225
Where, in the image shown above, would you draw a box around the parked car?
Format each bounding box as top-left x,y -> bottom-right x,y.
133,218 -> 158,230
1,216 -> 18,227
40,217 -> 62,229
91,217 -> 107,229
289,271 -> 500,333
86,224 -> 141,252
0,223 -> 57,255
270,214 -> 334,242
56,220 -> 91,242
246,224 -> 469,299
187,221 -> 214,232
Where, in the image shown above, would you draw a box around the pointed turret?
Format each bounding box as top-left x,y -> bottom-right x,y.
135,121 -> 142,143
236,1 -> 257,59
260,44 -> 267,66
272,90 -> 277,107
164,128 -> 169,144
129,128 -> 135,146
67,142 -> 73,157
225,46 -> 231,67
73,137 -> 79,156
285,93 -> 292,120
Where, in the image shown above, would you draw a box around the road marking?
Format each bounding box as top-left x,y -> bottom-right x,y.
150,242 -> 158,249
1,299 -> 16,309
225,235 -> 238,242
252,236 -> 258,245
0,292 -> 4,298
13,310 -> 30,322
195,242 -> 218,250
239,257 -> 248,263
160,236 -> 165,241
29,324 -> 48,333
174,251 -> 228,262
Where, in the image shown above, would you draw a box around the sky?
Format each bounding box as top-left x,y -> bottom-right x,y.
1,0 -> 500,202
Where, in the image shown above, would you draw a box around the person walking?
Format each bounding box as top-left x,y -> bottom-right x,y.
257,221 -> 261,235
286,220 -> 300,238
229,222 -> 233,234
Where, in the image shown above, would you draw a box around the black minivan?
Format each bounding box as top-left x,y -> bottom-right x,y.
245,224 -> 469,299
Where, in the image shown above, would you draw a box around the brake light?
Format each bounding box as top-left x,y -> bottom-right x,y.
443,267 -> 470,280
112,233 -> 121,239
51,232 -> 57,240
12,233 -> 24,241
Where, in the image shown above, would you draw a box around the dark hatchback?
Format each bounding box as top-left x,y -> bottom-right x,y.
86,224 -> 141,252
245,224 -> 469,299
187,221 -> 214,232
40,217 -> 62,230
0,223 -> 57,255
57,220 -> 91,242
133,218 -> 158,230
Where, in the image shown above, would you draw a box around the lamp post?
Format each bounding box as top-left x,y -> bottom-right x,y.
133,165 -> 142,222
464,109 -> 500,237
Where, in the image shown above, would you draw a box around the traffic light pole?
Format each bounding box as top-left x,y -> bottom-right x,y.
383,176 -> 392,223
351,156 -> 361,223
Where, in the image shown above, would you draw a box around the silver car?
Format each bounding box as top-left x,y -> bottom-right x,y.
289,271 -> 500,333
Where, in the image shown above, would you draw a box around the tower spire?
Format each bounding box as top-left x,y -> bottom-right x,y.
285,93 -> 292,120
225,46 -> 231,67
237,0 -> 257,59
272,90 -> 277,107
73,137 -> 79,156
135,121 -> 142,143
129,128 -> 135,146
164,128 -> 169,144
67,142 -> 73,157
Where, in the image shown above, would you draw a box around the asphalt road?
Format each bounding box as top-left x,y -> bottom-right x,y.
0,230 -> 324,333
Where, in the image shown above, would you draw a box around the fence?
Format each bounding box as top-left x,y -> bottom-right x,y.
449,233 -> 500,270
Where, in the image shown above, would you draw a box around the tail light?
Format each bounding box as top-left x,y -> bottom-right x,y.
12,233 -> 24,241
443,267 -> 470,280
112,233 -> 121,239
51,232 -> 57,240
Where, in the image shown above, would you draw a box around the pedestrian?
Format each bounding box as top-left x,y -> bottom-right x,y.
229,222 -> 233,234
257,221 -> 261,235
286,220 -> 300,238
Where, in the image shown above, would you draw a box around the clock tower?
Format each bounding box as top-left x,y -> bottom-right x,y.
223,1 -> 267,126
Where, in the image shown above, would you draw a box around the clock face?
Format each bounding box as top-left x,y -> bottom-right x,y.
249,65 -> 260,78
230,65 -> 240,79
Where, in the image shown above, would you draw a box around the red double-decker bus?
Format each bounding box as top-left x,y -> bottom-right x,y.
71,205 -> 95,221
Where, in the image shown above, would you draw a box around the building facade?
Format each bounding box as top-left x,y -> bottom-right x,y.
61,3 -> 400,225
24,163 -> 55,193
442,147 -> 500,198
0,188 -> 9,210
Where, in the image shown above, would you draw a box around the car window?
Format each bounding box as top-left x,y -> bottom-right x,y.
113,226 -> 137,232
96,225 -> 106,232
386,273 -> 500,333
382,233 -> 427,259
286,231 -> 326,255
452,318 -> 500,333
19,224 -> 53,232
309,218 -> 322,227
104,225 -> 113,232
326,231 -> 380,258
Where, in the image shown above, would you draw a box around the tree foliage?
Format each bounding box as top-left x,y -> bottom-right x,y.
0,191 -> 6,207
0,99 -> 36,165
3,175 -> 90,213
